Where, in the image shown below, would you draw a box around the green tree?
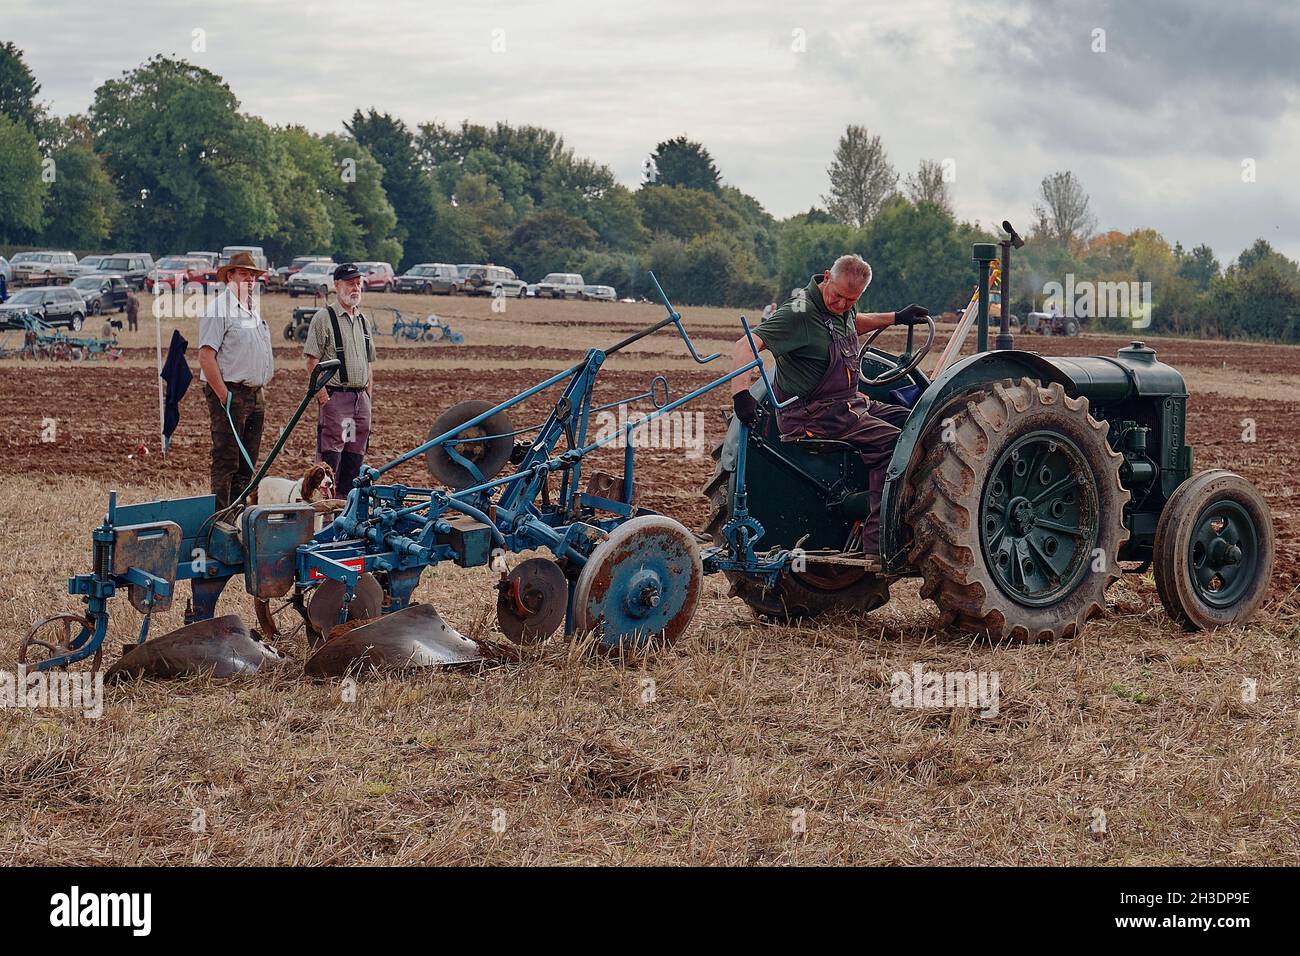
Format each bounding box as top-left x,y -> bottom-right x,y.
583,184 -> 647,252
504,210 -> 597,280
0,113 -> 46,241
455,147 -> 533,219
42,139 -> 119,248
859,196 -> 967,313
574,249 -> 643,298
419,120 -> 568,210
1210,241 -> 1300,340
720,185 -> 778,279
1175,242 -> 1219,291
453,172 -> 513,260
266,126 -> 335,263
324,134 -> 403,264
646,136 -> 721,192
90,56 -> 279,252
784,206 -> 837,227
823,125 -> 897,229
636,184 -> 743,241
775,221 -> 860,297
0,41 -> 41,131
347,109 -> 442,267
643,231 -> 769,308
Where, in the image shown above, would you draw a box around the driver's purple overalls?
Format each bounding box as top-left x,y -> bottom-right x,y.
774,317 -> 909,554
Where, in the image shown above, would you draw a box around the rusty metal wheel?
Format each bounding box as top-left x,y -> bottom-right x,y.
573,515 -> 702,650
904,377 -> 1129,641
20,613 -> 101,672
305,573 -> 384,641
496,557 -> 567,643
425,400 -> 515,490
1154,469 -> 1273,630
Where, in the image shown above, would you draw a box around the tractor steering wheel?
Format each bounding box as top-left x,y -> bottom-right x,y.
857,315 -> 936,387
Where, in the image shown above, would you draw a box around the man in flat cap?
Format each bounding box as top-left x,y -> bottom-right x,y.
304,263 -> 376,498
199,251 -> 273,511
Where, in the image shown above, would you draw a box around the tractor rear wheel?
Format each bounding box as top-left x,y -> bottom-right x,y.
904,377 -> 1128,641
703,441 -> 891,621
1153,469 -> 1273,630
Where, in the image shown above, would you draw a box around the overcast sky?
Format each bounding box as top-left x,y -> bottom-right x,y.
8,0 -> 1299,262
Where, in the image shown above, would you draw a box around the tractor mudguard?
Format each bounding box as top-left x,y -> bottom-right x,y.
879,350 -> 1076,570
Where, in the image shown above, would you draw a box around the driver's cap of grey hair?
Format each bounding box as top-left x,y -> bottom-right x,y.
830,254 -> 872,288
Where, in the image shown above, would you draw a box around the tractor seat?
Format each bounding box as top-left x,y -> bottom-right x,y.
791,437 -> 856,455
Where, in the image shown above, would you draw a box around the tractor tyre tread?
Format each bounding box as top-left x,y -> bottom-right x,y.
903,377 -> 1129,641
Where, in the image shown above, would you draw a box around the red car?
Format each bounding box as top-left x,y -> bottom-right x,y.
146,256 -> 210,292
357,262 -> 396,292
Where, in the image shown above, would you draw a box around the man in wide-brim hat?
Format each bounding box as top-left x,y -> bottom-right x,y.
198,250 -> 274,511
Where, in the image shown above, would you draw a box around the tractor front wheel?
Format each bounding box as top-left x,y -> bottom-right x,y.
1154,469 -> 1273,630
904,377 -> 1129,641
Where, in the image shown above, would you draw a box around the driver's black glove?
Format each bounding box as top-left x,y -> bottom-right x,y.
894,303 -> 930,326
732,391 -> 760,428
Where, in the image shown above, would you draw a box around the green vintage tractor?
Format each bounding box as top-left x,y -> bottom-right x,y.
705,231 -> 1274,639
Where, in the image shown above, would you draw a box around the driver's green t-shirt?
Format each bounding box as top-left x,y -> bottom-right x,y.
755,274 -> 856,399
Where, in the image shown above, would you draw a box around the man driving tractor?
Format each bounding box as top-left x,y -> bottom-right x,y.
730,254 -> 929,566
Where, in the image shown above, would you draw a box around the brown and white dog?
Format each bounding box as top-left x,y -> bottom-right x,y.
255,462 -> 347,528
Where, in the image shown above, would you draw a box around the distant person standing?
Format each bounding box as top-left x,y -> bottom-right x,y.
125,288 -> 139,332
0,271 -> 8,303
198,251 -> 273,511
304,263 -> 376,497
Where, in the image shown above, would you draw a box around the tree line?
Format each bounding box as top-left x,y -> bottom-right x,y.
1,43 -> 1296,340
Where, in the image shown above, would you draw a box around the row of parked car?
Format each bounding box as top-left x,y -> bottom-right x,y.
0,246 -> 620,331
279,257 -> 617,301
393,264 -> 615,301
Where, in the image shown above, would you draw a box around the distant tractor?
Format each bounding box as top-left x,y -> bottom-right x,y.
283,305 -> 462,345
1026,309 -> 1082,336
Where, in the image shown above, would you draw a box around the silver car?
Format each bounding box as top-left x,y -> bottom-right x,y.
536,272 -> 585,298
580,284 -> 616,302
68,254 -> 111,278
11,251 -> 79,285
463,264 -> 526,298
287,261 -> 338,297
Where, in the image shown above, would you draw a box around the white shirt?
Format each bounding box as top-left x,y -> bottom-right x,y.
199,288 -> 274,387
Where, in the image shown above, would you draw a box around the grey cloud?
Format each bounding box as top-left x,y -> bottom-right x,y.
5,0 -> 1297,261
